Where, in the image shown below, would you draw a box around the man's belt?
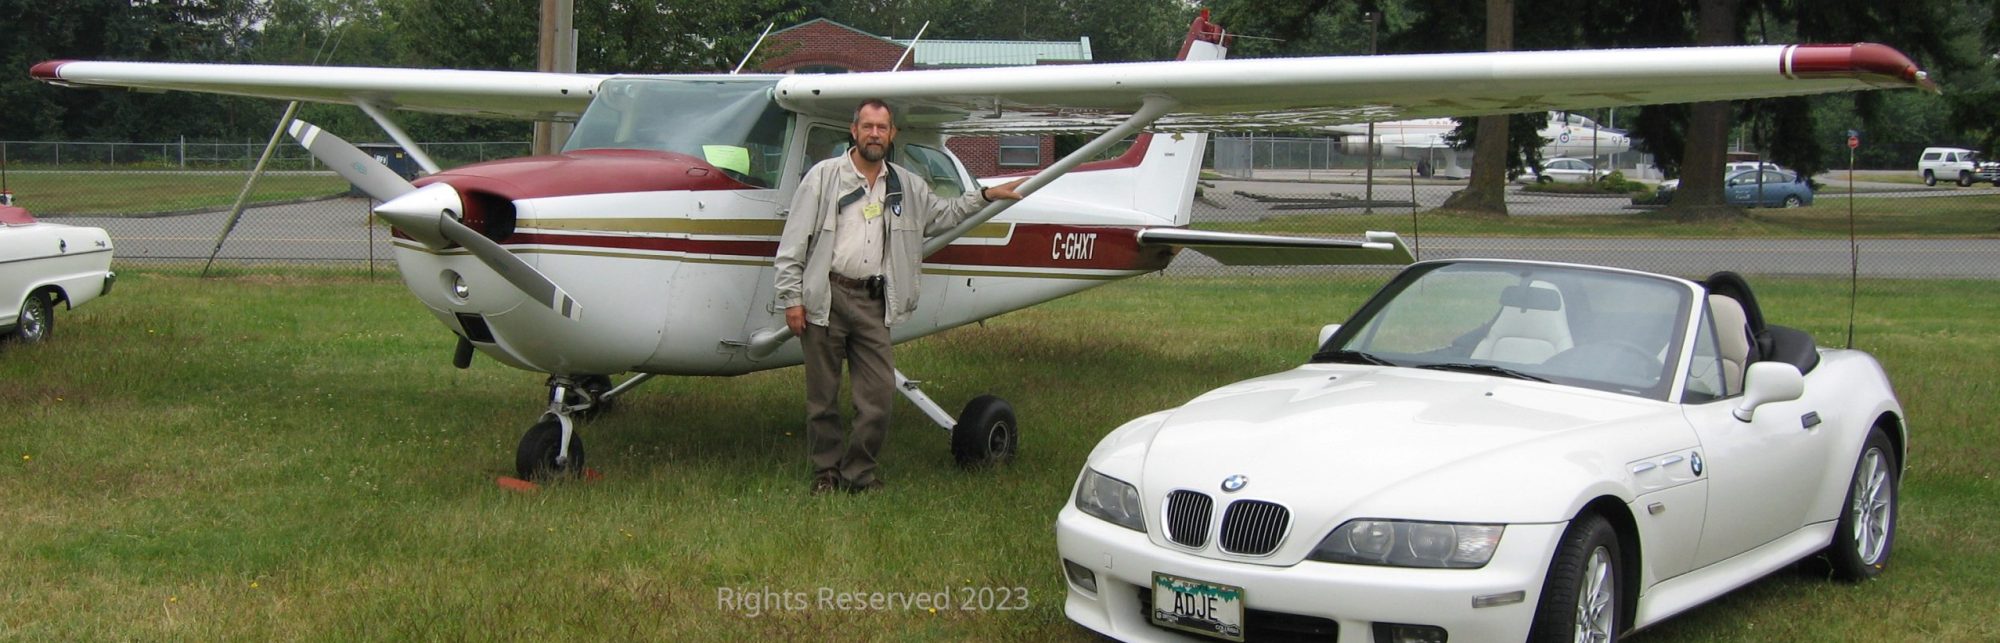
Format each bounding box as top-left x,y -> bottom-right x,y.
831,273 -> 886,300
830,273 -> 874,288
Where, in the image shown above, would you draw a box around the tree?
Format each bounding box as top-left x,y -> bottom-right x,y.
1434,0 -> 1515,216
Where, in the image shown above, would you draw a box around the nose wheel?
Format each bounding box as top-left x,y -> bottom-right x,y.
513,375 -> 618,481
516,416 -> 585,481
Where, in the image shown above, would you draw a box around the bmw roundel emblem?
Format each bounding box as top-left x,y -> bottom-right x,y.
1221,474 -> 1249,493
1690,452 -> 1705,476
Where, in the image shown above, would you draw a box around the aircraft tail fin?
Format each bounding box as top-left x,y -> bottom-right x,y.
988,13 -> 1225,228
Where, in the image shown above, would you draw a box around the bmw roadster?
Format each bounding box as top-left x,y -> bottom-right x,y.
1056,259 -> 1904,643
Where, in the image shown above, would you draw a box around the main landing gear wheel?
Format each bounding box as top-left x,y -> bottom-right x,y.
516,417 -> 585,482
951,395 -> 1017,469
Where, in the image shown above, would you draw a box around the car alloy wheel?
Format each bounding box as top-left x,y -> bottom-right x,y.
1575,545 -> 1616,643
10,293 -> 53,344
1851,446 -> 1893,565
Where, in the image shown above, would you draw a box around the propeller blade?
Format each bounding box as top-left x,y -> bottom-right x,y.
436,217 -> 583,321
286,120 -> 415,203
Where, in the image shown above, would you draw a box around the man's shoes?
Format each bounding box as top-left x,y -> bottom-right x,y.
845,479 -> 884,494
810,474 -> 840,495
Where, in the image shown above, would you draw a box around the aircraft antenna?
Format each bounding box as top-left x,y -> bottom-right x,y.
892,21 -> 932,72
1846,132 -> 1859,349
732,23 -> 776,75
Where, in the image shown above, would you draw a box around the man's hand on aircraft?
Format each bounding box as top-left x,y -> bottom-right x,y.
981,178 -> 1029,202
786,305 -> 806,336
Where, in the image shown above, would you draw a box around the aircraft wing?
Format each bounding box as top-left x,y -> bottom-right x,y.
29,61 -> 608,121
774,44 -> 1934,134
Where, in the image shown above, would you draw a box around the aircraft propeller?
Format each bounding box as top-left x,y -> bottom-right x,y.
288,120 -> 581,320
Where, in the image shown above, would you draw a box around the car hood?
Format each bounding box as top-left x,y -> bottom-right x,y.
1134,364 -> 1680,525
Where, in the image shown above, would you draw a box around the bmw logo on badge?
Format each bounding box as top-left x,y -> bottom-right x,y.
1221,475 -> 1249,493
1691,452 -> 1705,476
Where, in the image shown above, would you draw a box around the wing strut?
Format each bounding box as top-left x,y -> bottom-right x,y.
354,99 -> 441,174
745,96 -> 1178,360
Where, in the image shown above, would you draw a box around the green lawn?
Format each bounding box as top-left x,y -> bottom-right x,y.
3,172 -> 350,216
1201,195 -> 2000,238
1,270 -> 1995,640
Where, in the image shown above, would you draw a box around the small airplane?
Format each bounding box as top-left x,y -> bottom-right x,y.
30,11 -> 1934,480
1324,111 -> 1632,178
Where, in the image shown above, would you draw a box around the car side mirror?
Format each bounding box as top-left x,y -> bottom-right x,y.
1733,362 -> 1805,422
1317,323 -> 1341,349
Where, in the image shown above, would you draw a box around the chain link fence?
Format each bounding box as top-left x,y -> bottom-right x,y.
3,137 -> 1995,282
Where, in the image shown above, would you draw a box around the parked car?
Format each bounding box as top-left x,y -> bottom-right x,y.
1653,169 -> 1813,208
1,204 -> 116,344
1917,146 -> 2000,187
1057,259 -> 1904,643
1515,157 -> 1600,184
1657,161 -> 1783,192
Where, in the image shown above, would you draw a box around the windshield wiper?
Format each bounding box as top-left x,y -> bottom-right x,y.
1311,349 -> 1395,366
1413,362 -> 1550,382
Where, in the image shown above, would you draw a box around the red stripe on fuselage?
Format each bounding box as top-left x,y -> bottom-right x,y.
484,224 -> 1173,272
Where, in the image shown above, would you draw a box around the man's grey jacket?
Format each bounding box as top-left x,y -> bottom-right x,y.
774,154 -> 992,327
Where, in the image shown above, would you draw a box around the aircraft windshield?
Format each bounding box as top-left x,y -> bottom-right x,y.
565,77 -> 791,187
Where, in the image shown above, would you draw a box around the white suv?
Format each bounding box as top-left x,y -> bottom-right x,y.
1918,147 -> 2000,187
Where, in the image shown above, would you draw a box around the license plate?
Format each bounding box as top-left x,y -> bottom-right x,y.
1150,572 -> 1245,642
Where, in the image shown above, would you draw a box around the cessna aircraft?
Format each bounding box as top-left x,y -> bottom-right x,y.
31,12 -> 1933,480
1325,112 -> 1633,177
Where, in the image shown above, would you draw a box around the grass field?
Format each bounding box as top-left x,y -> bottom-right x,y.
1200,195 -> 2000,239
2,172 -> 350,216
2,270 -> 1996,640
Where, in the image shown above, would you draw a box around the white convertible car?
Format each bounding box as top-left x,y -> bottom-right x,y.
1,203 -> 115,344
1057,259 -> 1904,643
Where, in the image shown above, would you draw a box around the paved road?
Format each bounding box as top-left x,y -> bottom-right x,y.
51,195 -> 2000,279
1200,177 -> 2000,219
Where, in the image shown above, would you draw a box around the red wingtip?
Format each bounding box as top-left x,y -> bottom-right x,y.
29,60 -> 74,81
1788,44 -> 1938,94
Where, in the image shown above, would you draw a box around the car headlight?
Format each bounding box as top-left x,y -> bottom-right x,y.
1075,469 -> 1146,533
1308,519 -> 1504,568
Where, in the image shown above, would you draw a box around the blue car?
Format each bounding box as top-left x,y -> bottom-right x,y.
1651,168 -> 1814,208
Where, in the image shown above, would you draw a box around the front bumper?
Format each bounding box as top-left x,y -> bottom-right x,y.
1056,505 -> 1567,643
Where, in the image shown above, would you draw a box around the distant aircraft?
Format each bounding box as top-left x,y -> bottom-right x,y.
1326,112 -> 1632,178
32,10 -> 1933,479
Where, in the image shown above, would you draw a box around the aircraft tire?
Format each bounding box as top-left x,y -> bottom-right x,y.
951,395 -> 1017,469
516,417 -> 585,481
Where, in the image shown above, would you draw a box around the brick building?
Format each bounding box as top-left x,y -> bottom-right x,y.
756,19 -> 1091,177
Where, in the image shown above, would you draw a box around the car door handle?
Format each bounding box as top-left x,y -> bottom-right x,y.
1802,411 -> 1822,429
1658,455 -> 1685,467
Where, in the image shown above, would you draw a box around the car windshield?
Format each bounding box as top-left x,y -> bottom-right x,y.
1323,262 -> 1692,399
564,77 -> 792,187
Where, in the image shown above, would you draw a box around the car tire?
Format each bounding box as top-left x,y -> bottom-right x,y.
1536,176 -> 1554,185
515,417 -> 585,481
1822,427 -> 1897,581
6,292 -> 54,345
1922,171 -> 1936,186
1782,195 -> 1804,208
1958,171 -> 1974,187
1529,513 -> 1621,643
951,394 -> 1017,469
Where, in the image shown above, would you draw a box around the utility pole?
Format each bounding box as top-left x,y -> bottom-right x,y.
533,0 -> 576,155
1363,11 -> 1380,214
